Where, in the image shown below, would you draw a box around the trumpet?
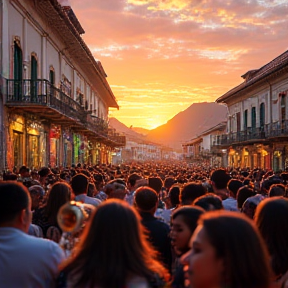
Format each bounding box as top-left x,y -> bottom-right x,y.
57,201 -> 95,256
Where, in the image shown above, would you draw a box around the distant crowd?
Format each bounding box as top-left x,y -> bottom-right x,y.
1,161 -> 288,288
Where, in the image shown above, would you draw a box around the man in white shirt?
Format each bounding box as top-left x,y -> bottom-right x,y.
71,173 -> 101,207
0,181 -> 65,288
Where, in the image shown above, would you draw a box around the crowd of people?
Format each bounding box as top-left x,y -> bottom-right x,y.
1,161 -> 288,288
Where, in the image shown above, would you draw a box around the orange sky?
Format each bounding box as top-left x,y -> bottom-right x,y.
66,0 -> 288,130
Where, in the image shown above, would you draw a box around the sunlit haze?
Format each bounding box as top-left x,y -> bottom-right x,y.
68,0 -> 288,130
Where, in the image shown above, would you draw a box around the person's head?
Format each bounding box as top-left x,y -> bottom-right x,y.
148,177 -> 163,194
71,173 -> 89,195
28,185 -> 45,210
242,194 -> 265,219
255,197 -> 288,277
134,186 -> 158,213
19,165 -> 30,178
180,182 -> 207,205
227,179 -> 243,198
210,169 -> 231,199
60,199 -> 168,287
268,183 -> 286,197
182,211 -> 271,288
236,186 -> 256,209
127,173 -> 142,191
210,169 -> 231,190
0,181 -> 32,233
45,182 -> 72,224
107,181 -> 127,200
87,182 -> 97,197
38,167 -> 51,178
164,177 -> 175,191
167,184 -> 180,208
171,206 -> 205,255
193,193 -> 223,211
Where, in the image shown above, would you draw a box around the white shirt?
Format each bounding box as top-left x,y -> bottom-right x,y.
74,194 -> 102,207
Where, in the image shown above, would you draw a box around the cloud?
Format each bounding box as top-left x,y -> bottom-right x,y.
69,0 -> 288,128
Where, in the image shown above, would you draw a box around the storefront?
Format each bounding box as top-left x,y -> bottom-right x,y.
49,124 -> 61,167
63,128 -> 73,167
7,113 -> 25,170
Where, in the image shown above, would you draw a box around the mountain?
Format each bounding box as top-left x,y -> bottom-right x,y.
109,118 -> 146,141
131,127 -> 150,135
146,102 -> 228,150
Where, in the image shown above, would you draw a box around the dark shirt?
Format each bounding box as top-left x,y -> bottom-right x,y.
138,211 -> 172,272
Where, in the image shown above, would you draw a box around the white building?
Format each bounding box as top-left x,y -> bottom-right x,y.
182,121 -> 227,166
213,50 -> 288,170
0,0 -> 125,170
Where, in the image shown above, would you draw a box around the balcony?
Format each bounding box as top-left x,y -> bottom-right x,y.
4,78 -> 126,147
211,120 -> 288,147
5,79 -> 84,125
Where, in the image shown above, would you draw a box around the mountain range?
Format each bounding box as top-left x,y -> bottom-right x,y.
109,102 -> 228,151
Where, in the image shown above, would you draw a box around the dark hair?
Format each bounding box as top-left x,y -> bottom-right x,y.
148,177 -> 163,194
180,182 -> 207,205
172,206 -> 204,236
210,169 -> 231,189
193,193 -> 223,211
268,184 -> 285,197
168,185 -> 180,207
255,197 -> 288,277
44,182 -> 71,225
199,211 -> 271,288
87,182 -> 97,197
127,173 -> 142,187
60,199 -> 168,287
164,177 -> 175,190
0,182 -> 30,224
71,173 -> 89,195
227,179 -> 243,198
135,186 -> 158,211
236,186 -> 256,209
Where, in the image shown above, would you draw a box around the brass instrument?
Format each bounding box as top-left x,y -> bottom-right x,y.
57,201 -> 95,257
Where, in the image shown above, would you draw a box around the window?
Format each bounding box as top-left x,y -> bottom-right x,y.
251,107 -> 256,129
13,41 -> 23,100
244,109 -> 248,130
260,103 -> 265,128
31,55 -> 38,101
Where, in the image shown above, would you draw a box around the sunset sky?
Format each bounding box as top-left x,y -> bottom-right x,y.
66,0 -> 288,130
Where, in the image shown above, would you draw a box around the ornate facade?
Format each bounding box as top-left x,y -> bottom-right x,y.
212,50 -> 288,171
0,0 -> 125,171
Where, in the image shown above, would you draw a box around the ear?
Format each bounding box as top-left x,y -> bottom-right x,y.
20,209 -> 28,225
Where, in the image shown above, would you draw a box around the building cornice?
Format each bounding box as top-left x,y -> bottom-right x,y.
30,0 -> 118,108
216,50 -> 288,103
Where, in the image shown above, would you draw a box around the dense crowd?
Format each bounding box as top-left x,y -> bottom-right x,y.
1,161 -> 288,288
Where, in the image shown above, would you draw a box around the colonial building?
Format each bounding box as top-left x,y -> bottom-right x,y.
182,121 -> 227,167
0,0 -> 125,171
212,50 -> 288,170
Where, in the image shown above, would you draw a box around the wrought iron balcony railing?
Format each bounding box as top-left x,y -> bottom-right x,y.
6,79 -> 84,122
211,120 -> 288,147
5,78 -> 126,147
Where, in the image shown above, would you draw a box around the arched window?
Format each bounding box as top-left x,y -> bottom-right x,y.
31,55 -> 38,101
49,67 -> 55,85
13,40 -> 23,100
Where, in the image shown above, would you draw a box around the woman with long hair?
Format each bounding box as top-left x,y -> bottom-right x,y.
255,197 -> 288,287
57,199 -> 170,288
33,182 -> 72,242
170,206 -> 205,288
182,210 -> 271,288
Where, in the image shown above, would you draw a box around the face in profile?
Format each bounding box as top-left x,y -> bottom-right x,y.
182,225 -> 224,288
170,215 -> 193,255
